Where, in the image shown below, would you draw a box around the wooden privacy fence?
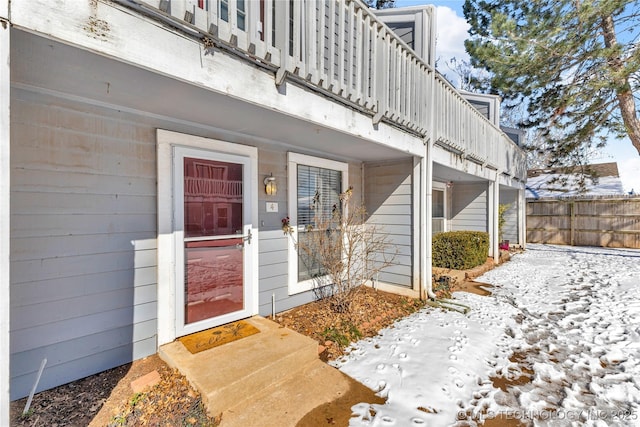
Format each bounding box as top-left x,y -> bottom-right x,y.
527,196 -> 640,249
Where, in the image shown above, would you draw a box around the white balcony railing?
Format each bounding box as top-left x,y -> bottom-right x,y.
185,177 -> 243,198
119,0 -> 526,180
433,74 -> 527,177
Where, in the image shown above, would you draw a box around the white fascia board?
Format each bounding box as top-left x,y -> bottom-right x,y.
432,145 -> 494,181
497,173 -> 525,189
432,144 -> 524,189
10,0 -> 425,158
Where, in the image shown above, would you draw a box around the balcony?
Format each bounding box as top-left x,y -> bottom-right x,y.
185,177 -> 243,199
116,0 -> 525,179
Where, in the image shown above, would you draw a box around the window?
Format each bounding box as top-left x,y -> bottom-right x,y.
220,0 -> 246,31
432,182 -> 447,234
237,0 -> 246,31
297,164 -> 342,282
386,22 -> 415,50
288,153 -> 348,294
468,99 -> 491,120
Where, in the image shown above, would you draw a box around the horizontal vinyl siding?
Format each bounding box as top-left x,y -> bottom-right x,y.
257,148 -> 288,230
11,267 -> 156,308
11,214 -> 156,238
11,249 -> 156,284
10,93 -> 157,399
11,320 -> 156,378
451,183 -> 488,232
364,160 -> 413,288
11,335 -> 157,404
258,230 -> 298,314
257,146 -> 307,316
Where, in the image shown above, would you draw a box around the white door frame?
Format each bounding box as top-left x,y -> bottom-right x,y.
157,130 -> 259,345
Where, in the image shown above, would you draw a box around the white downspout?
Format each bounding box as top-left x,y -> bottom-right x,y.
423,143 -> 436,300
493,171 -> 500,264
422,7 -> 437,300
519,186 -> 527,249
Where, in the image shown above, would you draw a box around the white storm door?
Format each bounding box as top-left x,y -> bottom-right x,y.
174,146 -> 254,336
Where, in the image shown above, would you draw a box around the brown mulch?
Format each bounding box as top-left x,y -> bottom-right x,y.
274,286 -> 428,361
9,257 -> 510,427
9,354 -> 219,427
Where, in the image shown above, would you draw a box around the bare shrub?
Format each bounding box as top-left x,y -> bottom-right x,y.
285,187 -> 398,314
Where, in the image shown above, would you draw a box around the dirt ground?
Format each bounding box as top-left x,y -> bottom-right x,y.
10,354 -> 218,427
9,256 -> 508,427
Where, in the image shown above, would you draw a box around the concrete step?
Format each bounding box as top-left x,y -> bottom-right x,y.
159,316 -> 319,417
219,359 -> 353,427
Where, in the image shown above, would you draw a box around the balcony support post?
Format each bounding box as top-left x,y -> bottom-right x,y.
519,187 -> 527,249
489,172 -> 500,263
273,0 -> 289,87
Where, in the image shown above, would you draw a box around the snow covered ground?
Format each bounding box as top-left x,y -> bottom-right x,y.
526,173 -> 626,198
333,244 -> 640,426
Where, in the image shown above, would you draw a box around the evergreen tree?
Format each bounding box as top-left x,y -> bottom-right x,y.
463,0 -> 640,167
365,0 -> 395,9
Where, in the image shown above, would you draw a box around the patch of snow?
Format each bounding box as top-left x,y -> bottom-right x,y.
334,244 -> 640,426
526,173 -> 625,198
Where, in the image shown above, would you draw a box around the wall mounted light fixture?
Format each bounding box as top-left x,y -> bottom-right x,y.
264,173 -> 277,195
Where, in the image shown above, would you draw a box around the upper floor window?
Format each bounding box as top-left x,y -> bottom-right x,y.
220,0 -> 246,31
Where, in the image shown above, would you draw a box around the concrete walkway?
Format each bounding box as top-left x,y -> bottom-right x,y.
159,316 -> 355,426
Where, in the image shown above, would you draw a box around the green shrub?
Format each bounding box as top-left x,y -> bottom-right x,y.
432,231 -> 489,270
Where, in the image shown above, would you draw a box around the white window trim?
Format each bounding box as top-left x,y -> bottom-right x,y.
287,153 -> 348,295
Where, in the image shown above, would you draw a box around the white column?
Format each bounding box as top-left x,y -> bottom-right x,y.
421,142 -> 436,300
156,138 -> 176,346
1,10 -> 11,425
422,57 -> 437,300
494,177 -> 500,262
412,157 -> 422,294
273,0 -> 290,86
519,187 -> 527,249
488,175 -> 499,263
